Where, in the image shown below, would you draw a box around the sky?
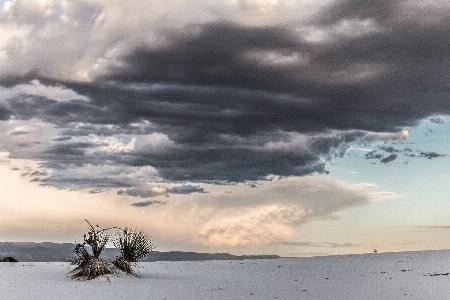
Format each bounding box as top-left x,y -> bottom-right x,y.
1,0 -> 450,257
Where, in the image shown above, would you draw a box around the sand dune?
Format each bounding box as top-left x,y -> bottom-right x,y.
1,250 -> 450,299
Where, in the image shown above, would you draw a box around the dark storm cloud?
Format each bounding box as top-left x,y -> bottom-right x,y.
0,105 -> 12,120
0,81 -> 370,181
102,130 -> 365,181
118,184 -> 207,198
102,11 -> 450,132
44,143 -> 99,156
2,0 -> 450,186
5,96 -> 116,126
53,136 -> 72,142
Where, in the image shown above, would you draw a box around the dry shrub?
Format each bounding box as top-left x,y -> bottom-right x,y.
70,220 -> 112,280
0,256 -> 18,262
112,257 -> 134,275
112,227 -> 155,276
70,221 -> 156,279
71,257 -> 112,280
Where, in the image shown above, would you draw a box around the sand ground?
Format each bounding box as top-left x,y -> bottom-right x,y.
1,250 -> 450,299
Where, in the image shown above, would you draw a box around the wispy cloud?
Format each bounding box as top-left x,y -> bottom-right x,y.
131,200 -> 169,207
118,184 -> 207,198
280,241 -> 362,248
362,138 -> 448,166
0,80 -> 89,102
417,225 -> 450,229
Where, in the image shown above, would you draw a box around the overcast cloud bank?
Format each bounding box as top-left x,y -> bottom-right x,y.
2,0 -> 450,193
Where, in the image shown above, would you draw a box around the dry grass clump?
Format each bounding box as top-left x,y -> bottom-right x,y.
71,257 -> 112,280
70,220 -> 113,280
112,227 -> 155,276
112,257 -> 134,275
70,220 -> 155,280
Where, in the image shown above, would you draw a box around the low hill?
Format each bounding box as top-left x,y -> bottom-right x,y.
0,242 -> 279,262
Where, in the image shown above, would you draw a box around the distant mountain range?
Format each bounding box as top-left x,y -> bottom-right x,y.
0,242 -> 279,262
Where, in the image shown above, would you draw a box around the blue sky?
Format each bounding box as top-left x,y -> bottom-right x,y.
304,116 -> 450,255
1,0 -> 450,256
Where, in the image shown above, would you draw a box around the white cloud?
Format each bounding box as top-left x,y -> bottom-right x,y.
189,176 -> 396,246
298,18 -> 382,44
0,0 -> 335,81
0,23 -> 31,61
243,50 -> 310,67
0,151 -> 9,159
366,130 -> 409,141
238,0 -> 279,14
199,204 -> 303,246
96,137 -> 135,152
133,133 -> 177,154
261,132 -> 306,152
334,18 -> 381,38
2,1 -> 12,11
0,80 -> 89,102
329,63 -> 390,84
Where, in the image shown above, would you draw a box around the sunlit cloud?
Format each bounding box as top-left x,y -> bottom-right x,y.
0,80 -> 89,102
0,159 -> 395,248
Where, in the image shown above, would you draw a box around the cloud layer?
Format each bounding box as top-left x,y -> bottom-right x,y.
1,0 -> 450,191
0,161 -> 395,248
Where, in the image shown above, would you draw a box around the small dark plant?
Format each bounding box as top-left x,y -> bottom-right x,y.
0,256 -> 18,262
112,227 -> 155,276
71,219 -> 113,280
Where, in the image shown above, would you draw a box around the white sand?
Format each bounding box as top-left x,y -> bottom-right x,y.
1,250 -> 450,299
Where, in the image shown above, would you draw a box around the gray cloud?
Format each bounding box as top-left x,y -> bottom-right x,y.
117,184 -> 207,198
429,117 -> 444,124
131,200 -> 169,207
10,131 -> 28,136
1,0 -> 450,189
363,144 -> 447,165
417,225 -> 450,229
418,152 -> 443,159
52,136 -> 72,142
102,15 -> 450,132
380,154 -> 397,164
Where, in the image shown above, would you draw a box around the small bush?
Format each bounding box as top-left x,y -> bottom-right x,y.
70,220 -> 112,280
70,220 -> 156,279
71,257 -> 112,280
112,227 -> 155,276
0,256 -> 18,262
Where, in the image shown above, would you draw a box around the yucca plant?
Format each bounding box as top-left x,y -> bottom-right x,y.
112,227 -> 155,276
71,220 -> 113,280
